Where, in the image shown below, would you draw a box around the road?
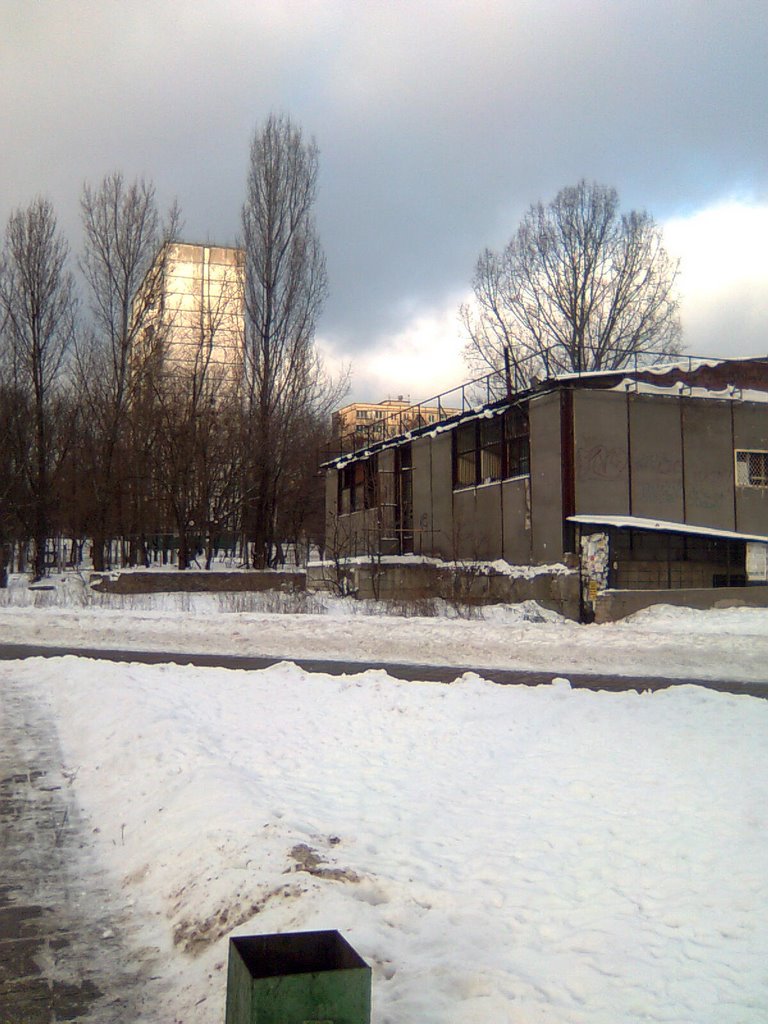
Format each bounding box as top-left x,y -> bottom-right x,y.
1,641 -> 765,698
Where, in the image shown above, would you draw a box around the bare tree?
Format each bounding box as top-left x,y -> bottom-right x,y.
241,113 -> 345,568
150,251 -> 243,569
0,198 -> 76,579
461,181 -> 682,388
78,173 -> 180,569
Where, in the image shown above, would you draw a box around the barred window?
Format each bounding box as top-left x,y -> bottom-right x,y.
480,417 -> 503,482
454,423 -> 478,487
735,450 -> 768,488
339,464 -> 353,514
505,407 -> 530,477
452,406 -> 530,488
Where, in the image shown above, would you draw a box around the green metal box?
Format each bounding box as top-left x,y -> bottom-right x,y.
225,930 -> 372,1024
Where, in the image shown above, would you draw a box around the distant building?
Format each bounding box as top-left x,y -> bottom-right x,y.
133,242 -> 245,389
332,397 -> 461,451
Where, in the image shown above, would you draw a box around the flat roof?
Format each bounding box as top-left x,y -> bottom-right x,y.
568,514 -> 768,545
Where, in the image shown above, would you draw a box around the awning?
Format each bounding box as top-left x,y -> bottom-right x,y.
567,514 -> 768,545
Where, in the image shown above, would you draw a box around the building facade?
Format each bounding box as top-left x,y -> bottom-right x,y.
134,242 -> 245,389
330,398 -> 461,454
323,357 -> 768,616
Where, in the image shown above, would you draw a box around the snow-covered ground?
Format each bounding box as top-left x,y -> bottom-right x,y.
1,572 -> 768,681
1,576 -> 767,1021
3,656 -> 766,1024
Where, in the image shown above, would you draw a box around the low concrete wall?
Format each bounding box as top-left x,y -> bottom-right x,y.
594,584 -> 768,623
91,570 -> 305,595
307,561 -> 580,620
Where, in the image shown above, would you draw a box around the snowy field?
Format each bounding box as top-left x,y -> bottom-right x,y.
1,572 -> 768,681
1,576 -> 767,1021
3,656 -> 766,1024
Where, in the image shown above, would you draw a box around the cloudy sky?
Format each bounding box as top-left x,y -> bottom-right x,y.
1,0 -> 766,401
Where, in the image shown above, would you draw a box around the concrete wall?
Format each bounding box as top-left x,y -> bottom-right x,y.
572,389 -> 767,536
574,389 -> 630,515
92,570 -> 304,594
529,391 -> 564,563
594,584 -> 768,623
734,403 -> 768,534
629,398 -> 684,521
306,560 -> 579,619
682,400 -> 734,530
502,477 -> 532,563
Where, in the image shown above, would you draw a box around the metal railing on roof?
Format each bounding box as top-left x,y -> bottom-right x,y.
322,347 -> 711,463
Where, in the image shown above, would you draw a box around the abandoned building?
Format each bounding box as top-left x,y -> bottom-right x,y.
321,355 -> 768,620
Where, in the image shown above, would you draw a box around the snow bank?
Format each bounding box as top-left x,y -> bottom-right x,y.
10,656 -> 767,1024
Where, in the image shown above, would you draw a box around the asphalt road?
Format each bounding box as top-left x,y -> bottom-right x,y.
1,642 -> 765,699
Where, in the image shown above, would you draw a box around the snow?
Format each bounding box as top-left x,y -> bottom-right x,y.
568,513 -> 768,544
607,378 -> 768,403
3,655 -> 767,1024
2,577 -> 768,1020
2,574 -> 768,681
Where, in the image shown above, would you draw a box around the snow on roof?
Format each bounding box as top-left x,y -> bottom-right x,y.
550,355 -> 768,385
607,379 -> 768,403
568,514 -> 768,544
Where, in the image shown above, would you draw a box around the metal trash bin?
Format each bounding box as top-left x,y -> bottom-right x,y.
225,929 -> 372,1024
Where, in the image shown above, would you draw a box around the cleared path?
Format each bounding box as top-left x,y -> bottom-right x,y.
0,642 -> 765,699
0,674 -> 164,1022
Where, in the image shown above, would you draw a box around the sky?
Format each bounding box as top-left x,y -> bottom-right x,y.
1,0 -> 766,402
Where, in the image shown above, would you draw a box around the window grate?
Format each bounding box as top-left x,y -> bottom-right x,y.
735,450 -> 768,488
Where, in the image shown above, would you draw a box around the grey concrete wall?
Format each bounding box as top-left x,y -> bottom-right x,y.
313,561 -> 580,619
529,391 -> 564,563
430,434 -> 455,559
502,477 -> 532,563
594,584 -> 768,623
452,487 -> 476,559
474,483 -> 504,560
629,396 -> 684,521
682,399 -> 734,530
92,570 -> 305,594
573,390 -> 630,515
734,402 -> 768,535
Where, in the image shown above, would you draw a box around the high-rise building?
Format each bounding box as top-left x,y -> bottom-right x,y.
134,242 -> 245,389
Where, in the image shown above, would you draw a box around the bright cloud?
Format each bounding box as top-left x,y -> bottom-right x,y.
663,199 -> 768,356
319,293 -> 471,403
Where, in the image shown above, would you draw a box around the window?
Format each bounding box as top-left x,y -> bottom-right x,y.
736,449 -> 768,488
454,423 -> 478,487
452,405 -> 531,488
480,417 -> 503,482
505,407 -> 530,478
339,464 -> 353,514
338,457 -> 378,514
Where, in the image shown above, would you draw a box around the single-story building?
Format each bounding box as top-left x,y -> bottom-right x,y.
322,356 -> 768,620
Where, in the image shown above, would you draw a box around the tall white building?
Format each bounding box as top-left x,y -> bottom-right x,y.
135,242 -> 245,390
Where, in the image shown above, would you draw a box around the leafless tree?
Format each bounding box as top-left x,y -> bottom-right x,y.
149,253 -> 243,569
0,198 -> 76,579
461,180 -> 682,389
78,173 -> 180,569
241,113 -> 346,567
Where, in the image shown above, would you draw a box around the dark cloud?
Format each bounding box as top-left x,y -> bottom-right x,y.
1,0 -> 766,367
